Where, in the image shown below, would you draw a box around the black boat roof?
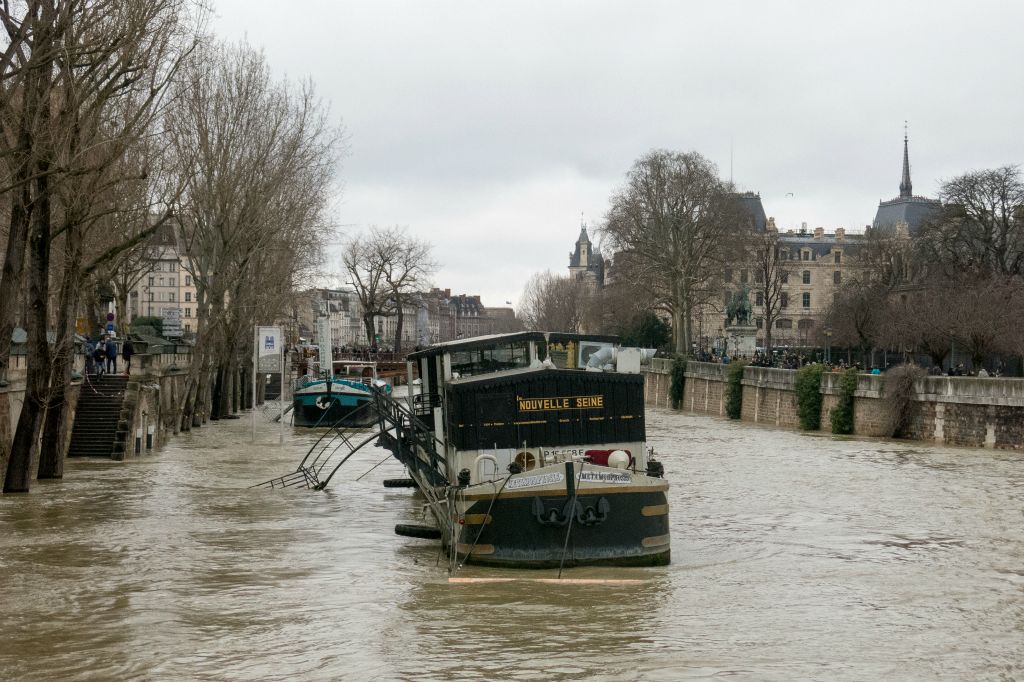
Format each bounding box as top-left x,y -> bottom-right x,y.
407,331 -> 620,360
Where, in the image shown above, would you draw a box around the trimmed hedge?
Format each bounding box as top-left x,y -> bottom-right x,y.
830,367 -> 858,434
669,357 -> 687,409
725,361 -> 746,419
795,364 -> 825,430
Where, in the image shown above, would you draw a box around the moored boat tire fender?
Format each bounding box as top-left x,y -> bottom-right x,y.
394,523 -> 442,540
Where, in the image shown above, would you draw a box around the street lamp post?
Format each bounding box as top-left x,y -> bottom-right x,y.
824,328 -> 833,364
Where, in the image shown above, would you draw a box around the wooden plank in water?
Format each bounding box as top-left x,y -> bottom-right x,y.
448,577 -> 645,585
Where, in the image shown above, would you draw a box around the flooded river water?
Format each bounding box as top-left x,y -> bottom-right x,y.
1,409 -> 1022,680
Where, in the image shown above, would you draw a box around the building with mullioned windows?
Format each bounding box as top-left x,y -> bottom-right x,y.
704,134 -> 938,354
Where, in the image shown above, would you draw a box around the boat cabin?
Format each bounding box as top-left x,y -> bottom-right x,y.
406,332 -> 651,486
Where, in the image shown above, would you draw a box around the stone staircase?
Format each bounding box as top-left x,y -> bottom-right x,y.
67,375 -> 135,458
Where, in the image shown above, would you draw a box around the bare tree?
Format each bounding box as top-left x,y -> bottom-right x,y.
746,227 -> 793,355
171,41 -> 341,426
603,149 -> 742,353
917,165 -> 1024,279
343,228 -> 393,347
376,226 -> 436,354
518,271 -> 590,333
1,0 -> 198,491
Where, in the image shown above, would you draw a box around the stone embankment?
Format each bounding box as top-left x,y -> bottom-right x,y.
0,342 -> 190,462
644,359 -> 1024,449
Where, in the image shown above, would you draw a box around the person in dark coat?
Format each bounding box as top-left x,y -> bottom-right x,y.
122,337 -> 135,375
84,340 -> 96,376
94,339 -> 106,376
105,335 -> 118,373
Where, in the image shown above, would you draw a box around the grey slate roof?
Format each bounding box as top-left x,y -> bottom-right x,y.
736,192 -> 768,232
872,196 -> 941,235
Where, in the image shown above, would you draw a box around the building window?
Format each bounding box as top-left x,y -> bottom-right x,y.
776,319 -> 792,329
185,323 -> 191,332
723,268 -> 733,283
740,269 -> 748,284
148,292 -> 154,302
802,292 -> 811,308
802,250 -> 810,261
834,251 -> 841,264
798,319 -> 815,331
833,271 -> 841,285
781,272 -> 789,284
185,308 -> 191,318
781,293 -> 789,308
756,318 -> 763,329
755,292 -> 764,306
169,293 -> 175,302
169,277 -> 175,286
802,270 -> 811,285
185,275 -> 191,286
148,276 -> 154,286
185,292 -> 191,302
755,271 -> 763,284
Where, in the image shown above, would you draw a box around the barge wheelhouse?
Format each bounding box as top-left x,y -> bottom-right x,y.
386,331 -> 669,568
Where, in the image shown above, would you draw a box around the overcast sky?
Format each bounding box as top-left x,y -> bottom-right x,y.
212,1 -> 1024,309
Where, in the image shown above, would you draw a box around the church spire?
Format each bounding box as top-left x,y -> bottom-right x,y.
899,123 -> 912,199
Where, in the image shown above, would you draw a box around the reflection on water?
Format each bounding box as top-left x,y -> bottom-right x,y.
1,410 -> 1023,680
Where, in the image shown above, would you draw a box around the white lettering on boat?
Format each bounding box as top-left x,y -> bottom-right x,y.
505,472 -> 565,490
579,471 -> 631,484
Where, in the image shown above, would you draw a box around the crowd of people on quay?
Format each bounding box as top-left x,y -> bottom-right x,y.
690,348 -> 1007,377
83,335 -> 134,377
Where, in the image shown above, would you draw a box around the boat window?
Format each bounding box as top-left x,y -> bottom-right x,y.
450,340 -> 531,377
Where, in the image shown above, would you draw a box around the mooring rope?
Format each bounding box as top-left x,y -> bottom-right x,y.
557,460 -> 587,579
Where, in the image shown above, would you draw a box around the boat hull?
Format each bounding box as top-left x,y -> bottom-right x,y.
292,393 -> 376,428
454,484 -> 670,568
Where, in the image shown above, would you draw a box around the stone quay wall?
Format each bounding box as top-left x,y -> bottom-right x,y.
0,348 -> 191,466
644,360 -> 1024,450
115,351 -> 190,460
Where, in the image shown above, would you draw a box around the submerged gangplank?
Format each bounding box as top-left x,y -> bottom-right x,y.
257,331 -> 670,569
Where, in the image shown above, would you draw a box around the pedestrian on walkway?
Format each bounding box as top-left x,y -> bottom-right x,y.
122,337 -> 135,375
94,338 -> 106,376
105,335 -> 118,374
85,340 -> 96,376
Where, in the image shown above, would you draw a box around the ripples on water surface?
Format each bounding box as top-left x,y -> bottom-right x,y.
1,410 -> 1023,680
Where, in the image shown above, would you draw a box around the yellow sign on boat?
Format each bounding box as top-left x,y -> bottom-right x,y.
517,395 -> 604,412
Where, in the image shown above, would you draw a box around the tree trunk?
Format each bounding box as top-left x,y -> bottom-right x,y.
682,298 -> 693,356
363,314 -> 375,347
38,223 -> 84,479
393,308 -> 404,355
0,181 -> 32,485
210,364 -> 224,419
672,308 -> 685,355
4,156 -> 53,493
116,291 -> 130,333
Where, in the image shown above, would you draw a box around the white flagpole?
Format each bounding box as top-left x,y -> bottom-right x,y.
252,325 -> 258,443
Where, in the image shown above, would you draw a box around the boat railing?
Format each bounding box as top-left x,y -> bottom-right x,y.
412,392 -> 441,418
253,385 -> 447,491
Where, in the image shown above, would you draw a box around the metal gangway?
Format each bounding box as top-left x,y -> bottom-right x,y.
252,388 -> 448,491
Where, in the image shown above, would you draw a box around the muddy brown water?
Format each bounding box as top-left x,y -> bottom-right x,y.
1,409 -> 1022,680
